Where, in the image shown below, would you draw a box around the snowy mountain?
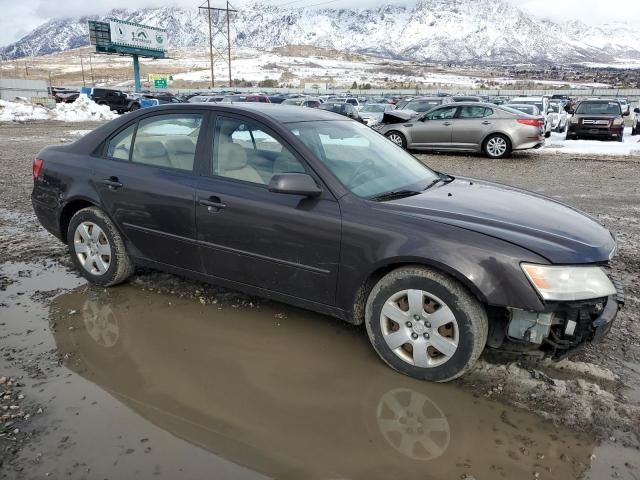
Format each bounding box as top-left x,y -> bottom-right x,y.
2,1 -> 640,65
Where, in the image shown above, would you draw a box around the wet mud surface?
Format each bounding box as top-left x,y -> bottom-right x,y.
1,121 -> 640,479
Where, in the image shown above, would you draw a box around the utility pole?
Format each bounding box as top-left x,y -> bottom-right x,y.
80,55 -> 86,87
199,1 -> 237,90
88,54 -> 95,85
227,0 -> 232,88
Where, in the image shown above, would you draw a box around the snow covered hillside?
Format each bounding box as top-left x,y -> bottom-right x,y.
2,0 -> 640,65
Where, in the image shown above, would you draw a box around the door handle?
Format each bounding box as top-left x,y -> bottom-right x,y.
102,177 -> 123,190
199,196 -> 227,212
482,121 -> 492,125
443,122 -> 452,126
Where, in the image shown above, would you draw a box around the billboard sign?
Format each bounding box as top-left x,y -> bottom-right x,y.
109,19 -> 167,52
88,20 -> 167,59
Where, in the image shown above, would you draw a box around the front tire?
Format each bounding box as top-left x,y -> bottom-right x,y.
365,266 -> 488,382
67,207 -> 134,287
385,131 -> 407,149
483,134 -> 511,159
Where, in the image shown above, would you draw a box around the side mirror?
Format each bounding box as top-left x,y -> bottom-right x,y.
268,173 -> 322,197
623,111 -> 629,116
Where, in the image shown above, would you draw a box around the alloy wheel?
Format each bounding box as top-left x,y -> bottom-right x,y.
73,221 -> 112,276
379,289 -> 459,368
485,136 -> 507,157
387,133 -> 404,147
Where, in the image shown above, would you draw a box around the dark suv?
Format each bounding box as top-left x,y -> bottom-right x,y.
566,100 -> 626,141
91,88 -> 140,114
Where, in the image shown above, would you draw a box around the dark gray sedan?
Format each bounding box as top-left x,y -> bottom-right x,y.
32,104 -> 621,382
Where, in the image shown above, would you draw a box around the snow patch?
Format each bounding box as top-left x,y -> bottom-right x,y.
0,96 -> 118,123
541,128 -> 640,156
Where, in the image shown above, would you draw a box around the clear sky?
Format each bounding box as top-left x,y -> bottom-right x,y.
0,0 -> 636,47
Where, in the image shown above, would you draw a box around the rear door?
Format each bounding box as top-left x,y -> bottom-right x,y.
194,113 -> 341,305
451,106 -> 494,149
409,105 -> 458,147
93,111 -> 206,271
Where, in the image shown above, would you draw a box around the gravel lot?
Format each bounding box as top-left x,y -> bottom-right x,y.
1,121 -> 639,479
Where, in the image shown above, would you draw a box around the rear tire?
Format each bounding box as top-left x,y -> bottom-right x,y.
483,134 -> 511,159
67,207 -> 134,287
385,131 -> 407,149
365,266 -> 488,382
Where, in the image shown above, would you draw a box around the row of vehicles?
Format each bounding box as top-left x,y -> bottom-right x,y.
50,86 -> 636,150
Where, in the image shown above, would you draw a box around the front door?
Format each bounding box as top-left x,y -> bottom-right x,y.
94,112 -> 205,271
410,105 -> 459,147
195,114 -> 341,305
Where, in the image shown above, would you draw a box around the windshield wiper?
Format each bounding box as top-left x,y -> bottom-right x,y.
423,173 -> 454,191
368,190 -> 422,202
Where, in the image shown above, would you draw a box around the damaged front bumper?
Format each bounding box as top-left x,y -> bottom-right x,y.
499,274 -> 624,360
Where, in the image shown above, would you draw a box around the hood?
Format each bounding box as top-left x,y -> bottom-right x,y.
380,178 -> 616,264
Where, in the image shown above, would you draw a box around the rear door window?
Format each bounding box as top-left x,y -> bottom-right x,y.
130,114 -> 203,171
106,124 -> 135,160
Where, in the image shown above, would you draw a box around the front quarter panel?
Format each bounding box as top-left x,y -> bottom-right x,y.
337,195 -> 547,315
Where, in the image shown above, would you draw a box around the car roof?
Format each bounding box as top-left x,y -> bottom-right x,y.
134,103 -> 345,123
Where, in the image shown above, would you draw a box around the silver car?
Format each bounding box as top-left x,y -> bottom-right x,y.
375,102 -> 545,159
358,103 -> 394,126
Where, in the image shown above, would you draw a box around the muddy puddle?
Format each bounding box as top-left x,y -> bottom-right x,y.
0,272 -> 602,480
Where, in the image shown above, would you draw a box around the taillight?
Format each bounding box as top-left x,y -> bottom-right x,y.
517,118 -> 543,127
32,158 -> 44,178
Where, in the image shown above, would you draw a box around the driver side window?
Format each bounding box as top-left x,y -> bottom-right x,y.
425,106 -> 458,120
212,117 -> 306,186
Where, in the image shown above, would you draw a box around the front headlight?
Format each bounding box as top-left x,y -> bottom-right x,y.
570,117 -> 579,124
612,118 -> 624,126
521,264 -> 616,301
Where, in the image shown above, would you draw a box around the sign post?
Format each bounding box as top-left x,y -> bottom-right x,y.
88,19 -> 167,93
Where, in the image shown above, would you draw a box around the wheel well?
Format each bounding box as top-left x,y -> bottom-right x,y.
59,199 -> 96,242
350,261 -> 487,326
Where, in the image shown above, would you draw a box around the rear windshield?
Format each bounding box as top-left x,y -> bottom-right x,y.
575,102 -> 621,115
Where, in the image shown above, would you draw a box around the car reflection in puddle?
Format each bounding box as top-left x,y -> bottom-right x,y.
50,285 -> 593,480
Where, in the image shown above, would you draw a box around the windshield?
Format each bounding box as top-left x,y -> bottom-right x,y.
548,104 -> 560,113
361,104 -> 386,113
403,99 -> 442,112
575,102 -> 621,115
287,121 -> 439,198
